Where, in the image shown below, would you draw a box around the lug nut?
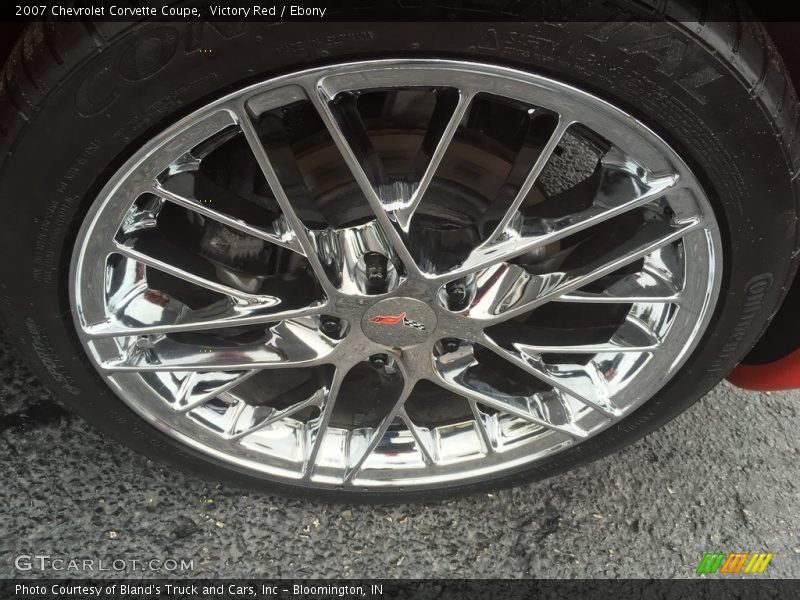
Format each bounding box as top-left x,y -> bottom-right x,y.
320,316 -> 340,335
369,353 -> 389,369
442,338 -> 460,353
446,279 -> 468,310
363,251 -> 389,294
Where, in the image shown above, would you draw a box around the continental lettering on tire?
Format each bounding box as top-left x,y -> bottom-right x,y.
25,317 -> 80,395
708,273 -> 774,373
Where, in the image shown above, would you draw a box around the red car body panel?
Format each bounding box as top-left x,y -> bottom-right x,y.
728,349 -> 800,391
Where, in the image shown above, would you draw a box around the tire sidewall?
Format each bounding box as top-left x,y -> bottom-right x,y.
0,18 -> 796,501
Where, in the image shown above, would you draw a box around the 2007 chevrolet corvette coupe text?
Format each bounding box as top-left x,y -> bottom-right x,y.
1,2 -> 799,501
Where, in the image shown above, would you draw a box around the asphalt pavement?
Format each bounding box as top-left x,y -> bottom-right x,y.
1,327 -> 798,579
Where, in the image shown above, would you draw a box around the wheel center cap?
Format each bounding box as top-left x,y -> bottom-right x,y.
362,297 -> 437,346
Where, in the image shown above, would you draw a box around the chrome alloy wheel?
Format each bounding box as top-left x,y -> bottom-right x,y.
71,60 -> 722,490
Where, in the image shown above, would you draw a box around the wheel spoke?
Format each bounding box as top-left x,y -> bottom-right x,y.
305,81 -> 423,277
85,299 -> 323,338
394,90 -> 474,230
468,399 -> 497,454
466,217 -> 701,323
84,263 -> 325,339
482,117 -> 572,243
343,379 -> 415,483
302,367 -> 347,478
113,238 -> 258,302
491,314 -> 662,355
229,380 -> 326,441
136,109 -> 238,175
399,408 -> 436,465
176,370 -> 260,413
101,320 -> 338,371
431,170 -> 680,282
480,335 -> 621,417
230,394 -> 321,440
430,351 -> 587,438
235,106 -> 341,295
558,283 -> 680,303
154,173 -> 301,253
558,247 -> 684,303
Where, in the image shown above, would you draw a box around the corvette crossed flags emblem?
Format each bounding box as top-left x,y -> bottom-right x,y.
368,312 -> 427,331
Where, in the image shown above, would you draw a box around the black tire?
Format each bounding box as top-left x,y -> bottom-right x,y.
1,5 -> 799,502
